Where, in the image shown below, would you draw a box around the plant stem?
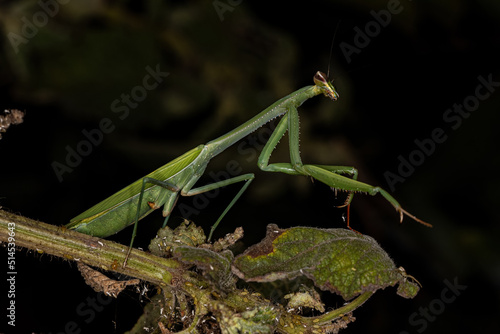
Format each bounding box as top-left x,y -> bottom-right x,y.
0,209 -> 182,286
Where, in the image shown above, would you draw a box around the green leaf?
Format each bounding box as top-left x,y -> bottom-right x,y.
232,224 -> 420,300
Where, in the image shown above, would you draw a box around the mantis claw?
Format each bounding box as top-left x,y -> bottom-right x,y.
399,208 -> 433,228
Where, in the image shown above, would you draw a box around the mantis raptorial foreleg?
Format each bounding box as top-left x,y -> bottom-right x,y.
257,111 -> 358,204
257,103 -> 432,228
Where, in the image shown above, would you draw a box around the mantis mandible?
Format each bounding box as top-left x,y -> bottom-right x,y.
67,71 -> 431,266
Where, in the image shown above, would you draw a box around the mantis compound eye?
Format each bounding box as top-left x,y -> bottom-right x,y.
314,71 -> 339,101
313,71 -> 329,85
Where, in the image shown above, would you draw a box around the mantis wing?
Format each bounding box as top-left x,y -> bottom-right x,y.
67,146 -> 203,230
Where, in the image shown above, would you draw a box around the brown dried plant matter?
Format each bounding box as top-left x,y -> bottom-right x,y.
77,262 -> 140,297
0,109 -> 25,139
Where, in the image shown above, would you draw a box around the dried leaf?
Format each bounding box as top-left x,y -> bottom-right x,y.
208,226 -> 244,252
77,262 -> 140,297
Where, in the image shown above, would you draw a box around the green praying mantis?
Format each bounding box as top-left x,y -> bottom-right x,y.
67,71 -> 432,266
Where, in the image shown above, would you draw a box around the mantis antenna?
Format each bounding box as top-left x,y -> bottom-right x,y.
327,19 -> 342,79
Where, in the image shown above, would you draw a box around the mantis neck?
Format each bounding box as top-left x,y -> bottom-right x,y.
206,85 -> 321,157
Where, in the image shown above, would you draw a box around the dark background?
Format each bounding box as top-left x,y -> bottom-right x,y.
1,0 -> 499,333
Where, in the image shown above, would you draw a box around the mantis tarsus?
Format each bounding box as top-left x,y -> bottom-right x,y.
67,71 -> 432,266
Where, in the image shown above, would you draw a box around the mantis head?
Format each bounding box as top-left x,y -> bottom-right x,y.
314,71 -> 339,101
